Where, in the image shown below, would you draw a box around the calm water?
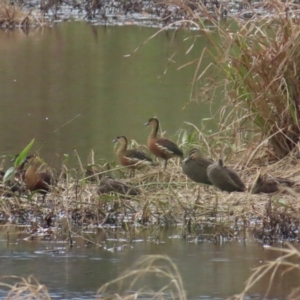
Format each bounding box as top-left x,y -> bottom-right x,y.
0,23 -> 218,168
0,229 -> 298,299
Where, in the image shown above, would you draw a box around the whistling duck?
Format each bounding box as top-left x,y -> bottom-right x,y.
182,149 -> 213,185
207,159 -> 246,192
144,117 -> 183,169
24,154 -> 52,198
97,176 -> 141,196
250,174 -> 295,194
113,135 -> 153,176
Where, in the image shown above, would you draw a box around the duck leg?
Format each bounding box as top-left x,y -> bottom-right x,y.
129,169 -> 135,178
164,160 -> 168,170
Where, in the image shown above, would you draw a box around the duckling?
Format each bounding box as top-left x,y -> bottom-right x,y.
113,136 -> 153,176
207,159 -> 246,192
97,176 -> 141,196
182,148 -> 213,185
144,117 -> 183,170
250,174 -> 295,194
23,154 -> 53,199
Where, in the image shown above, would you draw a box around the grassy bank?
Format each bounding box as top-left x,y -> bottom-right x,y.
1,144 -> 300,244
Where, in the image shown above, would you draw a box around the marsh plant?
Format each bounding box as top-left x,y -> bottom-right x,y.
0,0 -> 44,27
229,243 -> 300,299
160,0 -> 300,163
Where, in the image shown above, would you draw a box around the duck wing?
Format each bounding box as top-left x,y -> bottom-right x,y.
156,138 -> 183,158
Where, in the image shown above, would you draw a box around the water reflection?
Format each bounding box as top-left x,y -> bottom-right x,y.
0,229 -> 298,299
0,24 -> 218,168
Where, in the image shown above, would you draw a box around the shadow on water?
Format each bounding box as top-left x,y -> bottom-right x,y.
0,227 -> 299,299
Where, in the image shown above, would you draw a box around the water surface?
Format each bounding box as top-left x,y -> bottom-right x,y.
0,229 -> 298,299
0,23 -> 217,168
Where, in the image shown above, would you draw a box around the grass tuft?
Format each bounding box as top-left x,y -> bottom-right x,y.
97,255 -> 187,299
229,243 -> 300,299
0,275 -> 51,299
0,0 -> 45,28
159,0 -> 300,162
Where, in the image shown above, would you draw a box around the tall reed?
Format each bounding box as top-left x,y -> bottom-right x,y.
171,0 -> 300,161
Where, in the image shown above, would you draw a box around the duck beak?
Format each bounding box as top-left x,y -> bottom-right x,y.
112,139 -> 117,143
144,121 -> 149,126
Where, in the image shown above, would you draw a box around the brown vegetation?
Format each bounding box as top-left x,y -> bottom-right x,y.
0,0 -> 45,27
1,147 -> 300,244
164,0 -> 300,162
0,275 -> 51,299
229,243 -> 300,299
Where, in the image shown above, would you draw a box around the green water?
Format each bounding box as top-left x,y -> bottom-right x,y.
0,23 -> 217,167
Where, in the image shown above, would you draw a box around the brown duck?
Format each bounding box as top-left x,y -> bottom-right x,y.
97,176 -> 141,196
182,148 -> 213,185
113,136 -> 153,176
144,117 -> 183,170
250,174 -> 295,194
207,159 -> 246,192
23,154 -> 53,198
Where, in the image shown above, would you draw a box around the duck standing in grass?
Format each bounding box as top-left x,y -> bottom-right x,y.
207,158 -> 246,192
23,154 -> 53,199
182,148 -> 213,185
144,117 -> 183,170
112,135 -> 153,176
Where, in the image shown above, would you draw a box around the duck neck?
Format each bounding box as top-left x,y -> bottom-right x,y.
29,157 -> 47,173
29,158 -> 40,171
116,140 -> 127,156
150,121 -> 159,139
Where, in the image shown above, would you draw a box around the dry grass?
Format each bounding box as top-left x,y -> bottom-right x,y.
152,0 -> 300,163
0,275 -> 51,299
97,255 -> 187,299
229,243 -> 300,300
1,143 -> 300,244
0,255 -> 184,299
0,0 -> 45,28
0,256 -> 187,299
